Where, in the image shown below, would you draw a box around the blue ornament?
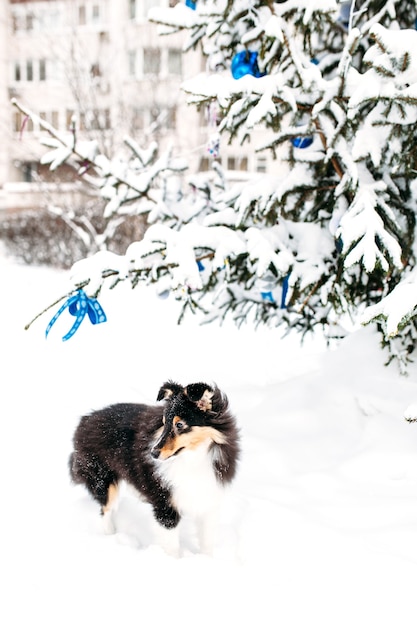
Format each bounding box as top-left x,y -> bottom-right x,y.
185,0 -> 197,9
261,290 -> 275,303
291,135 -> 314,149
45,289 -> 107,341
197,259 -> 205,271
231,51 -> 265,80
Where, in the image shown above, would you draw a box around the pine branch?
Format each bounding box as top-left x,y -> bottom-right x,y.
11,98 -> 159,203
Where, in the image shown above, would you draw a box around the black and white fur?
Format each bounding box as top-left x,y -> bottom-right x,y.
69,381 -> 240,555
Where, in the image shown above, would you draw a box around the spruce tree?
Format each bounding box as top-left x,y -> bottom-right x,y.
19,1 -> 417,364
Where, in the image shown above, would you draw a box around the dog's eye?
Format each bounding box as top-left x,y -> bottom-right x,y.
176,421 -> 185,432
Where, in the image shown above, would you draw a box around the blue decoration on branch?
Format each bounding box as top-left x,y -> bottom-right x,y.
207,132 -> 220,158
281,273 -> 290,309
261,290 -> 275,303
338,1 -> 352,30
231,51 -> 265,79
291,135 -> 314,149
45,289 -> 107,341
260,273 -> 290,308
185,0 -> 197,9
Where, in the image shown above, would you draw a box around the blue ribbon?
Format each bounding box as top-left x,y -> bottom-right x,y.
281,273 -> 290,309
261,291 -> 275,303
260,273 -> 290,308
45,289 -> 107,341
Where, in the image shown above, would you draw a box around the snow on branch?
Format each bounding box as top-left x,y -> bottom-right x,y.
11,99 -> 187,218
337,170 -> 403,273
361,267 -> 417,337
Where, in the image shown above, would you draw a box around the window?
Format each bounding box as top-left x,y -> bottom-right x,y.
22,162 -> 36,183
40,111 -> 59,129
167,49 -> 182,75
129,0 -> 136,19
132,108 -> 145,130
78,5 -> 86,25
78,2 -> 105,26
80,109 -> 111,131
92,4 -> 100,23
165,107 -> 176,130
128,50 -> 136,77
13,59 -> 48,82
227,156 -> 248,171
199,157 -> 210,172
256,157 -> 267,173
14,112 -> 34,134
90,63 -> 101,78
240,157 -> 248,171
143,49 -> 161,75
130,106 -> 176,133
26,60 -> 33,81
39,59 -> 46,81
26,12 -> 34,31
66,109 -> 76,129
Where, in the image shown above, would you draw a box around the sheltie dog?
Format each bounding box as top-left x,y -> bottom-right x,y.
69,381 -> 240,556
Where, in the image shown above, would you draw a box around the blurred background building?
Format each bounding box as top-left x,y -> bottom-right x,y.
0,0 -> 275,212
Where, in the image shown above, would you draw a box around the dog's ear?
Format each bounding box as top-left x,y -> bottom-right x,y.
157,381 -> 183,401
184,383 -> 214,412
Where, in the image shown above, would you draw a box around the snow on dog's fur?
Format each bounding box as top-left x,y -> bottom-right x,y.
69,381 -> 240,555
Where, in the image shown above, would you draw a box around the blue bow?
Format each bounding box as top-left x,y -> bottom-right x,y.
45,289 -> 107,341
260,274 -> 290,308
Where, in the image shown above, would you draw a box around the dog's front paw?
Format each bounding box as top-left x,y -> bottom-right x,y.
153,524 -> 181,558
154,504 -> 180,529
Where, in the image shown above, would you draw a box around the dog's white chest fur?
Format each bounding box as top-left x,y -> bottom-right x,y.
156,440 -> 223,518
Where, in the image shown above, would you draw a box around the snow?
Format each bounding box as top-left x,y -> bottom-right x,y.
3,252 -> 417,626
362,266 -> 417,336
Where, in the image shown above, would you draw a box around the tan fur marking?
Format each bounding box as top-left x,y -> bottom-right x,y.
102,483 -> 118,514
196,390 -> 214,412
158,426 -> 226,460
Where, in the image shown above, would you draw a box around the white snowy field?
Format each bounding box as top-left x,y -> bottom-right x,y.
3,253 -> 417,626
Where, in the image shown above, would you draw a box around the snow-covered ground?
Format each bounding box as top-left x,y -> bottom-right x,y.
3,253 -> 417,626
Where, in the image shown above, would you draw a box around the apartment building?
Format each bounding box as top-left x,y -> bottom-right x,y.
0,0 -> 275,212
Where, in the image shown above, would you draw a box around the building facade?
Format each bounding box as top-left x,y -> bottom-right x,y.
0,0 -> 276,212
